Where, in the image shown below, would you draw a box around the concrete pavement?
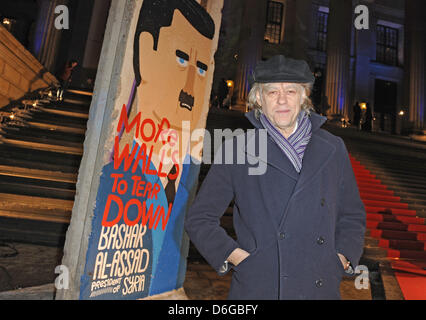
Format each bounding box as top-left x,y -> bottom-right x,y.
0,242 -> 372,300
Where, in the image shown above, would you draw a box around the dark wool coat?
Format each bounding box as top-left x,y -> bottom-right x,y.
185,111 -> 366,300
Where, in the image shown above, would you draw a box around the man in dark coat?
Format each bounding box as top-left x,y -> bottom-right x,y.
185,55 -> 366,299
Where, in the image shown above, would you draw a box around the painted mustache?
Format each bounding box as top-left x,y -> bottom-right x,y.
179,90 -> 194,111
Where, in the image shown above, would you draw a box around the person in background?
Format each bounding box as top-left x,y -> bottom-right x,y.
362,103 -> 373,132
353,101 -> 361,130
58,59 -> 78,100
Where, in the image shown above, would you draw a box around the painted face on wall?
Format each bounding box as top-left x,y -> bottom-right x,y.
137,10 -> 214,138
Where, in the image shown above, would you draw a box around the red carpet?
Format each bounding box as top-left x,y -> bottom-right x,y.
350,155 -> 426,300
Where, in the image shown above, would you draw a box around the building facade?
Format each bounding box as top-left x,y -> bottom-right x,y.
0,0 -> 424,132
0,0 -> 111,89
215,0 -> 425,133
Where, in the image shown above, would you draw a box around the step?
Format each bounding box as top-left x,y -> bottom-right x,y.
354,163 -> 426,177
378,239 -> 426,251
0,180 -> 76,201
0,164 -> 77,184
350,147 -> 426,160
25,121 -> 86,135
3,125 -> 85,144
352,167 -> 426,183
1,131 -> 84,151
370,168 -> 426,181
355,177 -> 383,185
345,136 -> 426,154
373,168 -> 426,181
363,200 -> 409,209
26,114 -> 87,129
391,260 -> 426,277
351,154 -> 426,167
394,189 -> 426,199
350,166 -> 371,174
0,216 -> 67,246
62,97 -> 91,106
357,183 -> 388,190
351,152 -> 426,163
373,177 -> 426,191
362,246 -> 388,258
0,193 -> 73,223
0,137 -> 83,156
354,173 -> 377,179
37,106 -> 89,120
0,155 -> 79,174
376,174 -> 426,186
365,206 -> 416,216
67,89 -> 93,97
358,187 -> 395,196
354,164 -> 426,178
367,221 -> 426,233
396,195 -> 426,207
366,213 -> 425,225
355,176 -> 426,193
29,111 -> 88,128
386,248 -> 426,261
370,229 -> 426,241
360,193 -> 401,202
364,235 -> 380,247
40,104 -> 89,118
383,185 -> 426,196
0,145 -> 82,167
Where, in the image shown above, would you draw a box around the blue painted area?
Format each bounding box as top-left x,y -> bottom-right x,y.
80,142 -> 200,299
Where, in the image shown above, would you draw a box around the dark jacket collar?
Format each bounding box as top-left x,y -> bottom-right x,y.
244,110 -> 335,229
245,109 -> 327,132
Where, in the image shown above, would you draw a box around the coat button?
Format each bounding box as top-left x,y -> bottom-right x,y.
315,279 -> 323,288
317,236 -> 325,245
279,232 -> 286,240
321,198 -> 325,206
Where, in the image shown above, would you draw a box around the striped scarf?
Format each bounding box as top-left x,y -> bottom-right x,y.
260,110 -> 312,173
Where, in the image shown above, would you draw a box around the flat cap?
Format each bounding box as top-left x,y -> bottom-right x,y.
250,55 -> 315,86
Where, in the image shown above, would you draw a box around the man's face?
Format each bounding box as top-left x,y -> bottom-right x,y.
137,10 -> 213,135
257,82 -> 303,137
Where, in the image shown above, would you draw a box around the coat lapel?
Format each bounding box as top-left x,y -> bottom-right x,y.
244,111 -> 334,229
264,134 -> 300,181
244,117 -> 299,182
278,131 -> 336,229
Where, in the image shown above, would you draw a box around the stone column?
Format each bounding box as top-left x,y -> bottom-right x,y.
325,0 -> 352,119
233,0 -> 268,111
405,0 -> 425,129
292,0 -> 313,62
81,0 -> 112,70
353,1 -> 374,105
56,0 -> 223,300
32,0 -> 68,73
79,0 -> 111,88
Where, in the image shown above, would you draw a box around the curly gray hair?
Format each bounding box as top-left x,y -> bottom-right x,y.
247,82 -> 314,119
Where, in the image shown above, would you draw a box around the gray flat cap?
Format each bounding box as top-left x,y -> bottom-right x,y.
250,55 -> 315,86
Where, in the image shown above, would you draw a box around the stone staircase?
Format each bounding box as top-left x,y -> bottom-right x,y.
326,126 -> 426,299
0,89 -> 92,246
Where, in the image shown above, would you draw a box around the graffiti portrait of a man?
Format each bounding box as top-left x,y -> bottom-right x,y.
80,0 -> 216,299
